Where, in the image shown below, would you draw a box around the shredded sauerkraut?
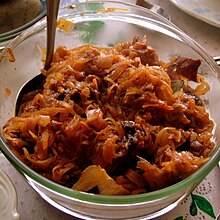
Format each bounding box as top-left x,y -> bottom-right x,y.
3,36 -> 215,195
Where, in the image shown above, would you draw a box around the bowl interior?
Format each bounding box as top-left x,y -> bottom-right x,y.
0,1 -> 220,205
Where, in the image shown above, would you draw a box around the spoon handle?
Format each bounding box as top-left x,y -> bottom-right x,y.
136,0 -> 170,20
44,0 -> 60,70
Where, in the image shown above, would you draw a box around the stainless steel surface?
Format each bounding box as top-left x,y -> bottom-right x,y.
44,0 -> 60,70
136,0 -> 171,20
15,0 -> 60,115
213,56 -> 220,66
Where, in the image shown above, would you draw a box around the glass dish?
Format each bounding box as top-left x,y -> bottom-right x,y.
0,0 -> 46,47
0,1 -> 220,219
0,169 -> 19,220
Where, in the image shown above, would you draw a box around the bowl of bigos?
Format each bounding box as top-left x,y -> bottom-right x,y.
0,1 -> 220,220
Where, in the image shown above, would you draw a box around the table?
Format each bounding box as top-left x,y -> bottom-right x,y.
1,0 -> 220,219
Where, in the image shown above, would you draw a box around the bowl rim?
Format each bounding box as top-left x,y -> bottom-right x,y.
0,0 -> 220,206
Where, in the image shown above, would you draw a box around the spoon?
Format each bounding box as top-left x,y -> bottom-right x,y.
136,0 -> 171,21
15,0 -> 60,115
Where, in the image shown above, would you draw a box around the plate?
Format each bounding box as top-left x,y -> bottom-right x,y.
0,169 -> 19,220
0,0 -> 46,45
169,0 -> 220,28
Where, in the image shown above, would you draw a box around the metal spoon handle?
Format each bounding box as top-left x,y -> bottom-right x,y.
136,0 -> 170,20
44,0 -> 60,70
